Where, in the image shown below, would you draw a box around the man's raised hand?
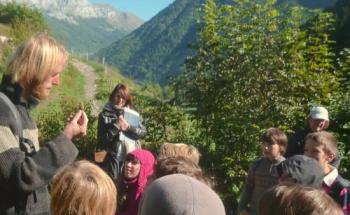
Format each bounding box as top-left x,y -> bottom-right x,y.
63,110 -> 88,140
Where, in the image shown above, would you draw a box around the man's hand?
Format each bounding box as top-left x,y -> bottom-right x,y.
63,110 -> 88,140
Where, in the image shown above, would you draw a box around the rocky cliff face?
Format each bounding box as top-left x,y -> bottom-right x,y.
0,0 -> 142,31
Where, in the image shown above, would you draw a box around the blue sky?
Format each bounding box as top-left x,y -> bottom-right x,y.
90,0 -> 175,21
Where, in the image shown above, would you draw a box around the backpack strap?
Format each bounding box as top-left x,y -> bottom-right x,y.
0,92 -> 35,155
0,92 -> 23,137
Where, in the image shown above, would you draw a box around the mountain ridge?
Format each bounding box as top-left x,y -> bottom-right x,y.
0,0 -> 143,29
0,0 -> 144,53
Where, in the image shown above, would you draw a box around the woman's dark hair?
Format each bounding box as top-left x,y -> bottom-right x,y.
109,83 -> 133,108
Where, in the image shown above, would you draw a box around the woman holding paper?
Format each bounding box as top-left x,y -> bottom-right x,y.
96,83 -> 146,181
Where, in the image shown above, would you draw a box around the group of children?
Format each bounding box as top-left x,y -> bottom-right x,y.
49,106 -> 350,215
238,126 -> 350,215
50,143 -> 225,215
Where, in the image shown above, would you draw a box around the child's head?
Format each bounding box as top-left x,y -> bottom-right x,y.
276,155 -> 324,187
304,131 -> 337,167
51,160 -> 117,215
260,128 -> 287,161
157,143 -> 201,164
155,156 -> 210,186
138,174 -> 226,215
259,184 -> 343,215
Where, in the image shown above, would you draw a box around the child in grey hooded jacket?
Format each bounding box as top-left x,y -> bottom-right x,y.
138,174 -> 226,215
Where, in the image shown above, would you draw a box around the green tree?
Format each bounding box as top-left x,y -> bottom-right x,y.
177,0 -> 340,210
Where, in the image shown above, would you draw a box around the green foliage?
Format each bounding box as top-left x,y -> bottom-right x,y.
329,48 -> 350,179
177,0 -> 341,210
0,3 -> 49,44
36,100 -> 98,159
95,76 -> 119,101
0,4 -> 48,75
0,42 -> 12,65
134,93 -> 202,152
129,82 -> 203,153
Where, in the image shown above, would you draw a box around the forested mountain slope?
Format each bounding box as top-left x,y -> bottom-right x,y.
97,0 -> 343,85
96,0 -> 204,84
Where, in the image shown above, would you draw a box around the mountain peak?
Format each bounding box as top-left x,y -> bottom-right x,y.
0,0 -> 144,53
0,0 -> 143,30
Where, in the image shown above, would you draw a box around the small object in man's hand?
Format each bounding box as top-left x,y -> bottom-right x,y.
79,102 -> 85,110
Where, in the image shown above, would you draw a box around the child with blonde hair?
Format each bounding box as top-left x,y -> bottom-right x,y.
157,142 -> 201,164
51,160 -> 117,215
304,131 -> 350,214
155,156 -> 211,186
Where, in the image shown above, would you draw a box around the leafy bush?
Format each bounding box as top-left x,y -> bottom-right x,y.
329,48 -> 350,179
134,93 -> 202,152
36,99 -> 98,159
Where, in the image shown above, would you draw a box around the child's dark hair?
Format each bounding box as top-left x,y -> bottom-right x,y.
261,128 -> 288,155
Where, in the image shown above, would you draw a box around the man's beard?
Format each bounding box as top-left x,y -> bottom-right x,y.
31,87 -> 49,100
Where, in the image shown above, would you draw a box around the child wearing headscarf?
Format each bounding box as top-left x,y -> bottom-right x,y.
117,149 -> 155,215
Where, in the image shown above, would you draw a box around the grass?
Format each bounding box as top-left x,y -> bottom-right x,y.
0,23 -> 12,70
0,23 -> 10,35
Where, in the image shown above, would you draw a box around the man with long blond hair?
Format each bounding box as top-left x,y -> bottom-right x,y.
0,33 -> 88,214
51,160 -> 117,215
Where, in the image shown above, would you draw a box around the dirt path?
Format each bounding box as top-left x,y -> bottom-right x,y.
72,59 -> 100,116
